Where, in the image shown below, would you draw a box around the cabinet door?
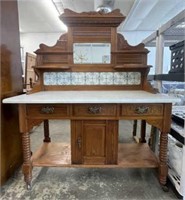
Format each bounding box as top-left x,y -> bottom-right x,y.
83,120 -> 106,164
71,120 -> 118,165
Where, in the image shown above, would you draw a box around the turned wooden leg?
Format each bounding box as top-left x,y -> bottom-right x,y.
140,120 -> 146,143
43,120 -> 51,142
148,126 -> 159,152
132,120 -> 137,137
159,132 -> 168,186
22,132 -> 32,189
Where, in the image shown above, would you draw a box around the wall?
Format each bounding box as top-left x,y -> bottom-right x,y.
20,33 -> 63,55
121,31 -> 153,46
20,32 -> 63,74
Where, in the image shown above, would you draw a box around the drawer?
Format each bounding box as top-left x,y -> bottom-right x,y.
121,104 -> 163,116
26,104 -> 70,118
73,104 -> 117,117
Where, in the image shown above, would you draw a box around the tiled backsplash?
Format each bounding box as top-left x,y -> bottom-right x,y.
43,72 -> 141,85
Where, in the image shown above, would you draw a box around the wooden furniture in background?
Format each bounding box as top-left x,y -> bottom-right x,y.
0,0 -> 23,185
24,52 -> 36,91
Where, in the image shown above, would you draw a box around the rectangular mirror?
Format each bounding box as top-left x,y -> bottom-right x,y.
73,43 -> 111,64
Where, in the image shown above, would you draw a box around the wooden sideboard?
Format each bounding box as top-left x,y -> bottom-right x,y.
2,9 -> 179,190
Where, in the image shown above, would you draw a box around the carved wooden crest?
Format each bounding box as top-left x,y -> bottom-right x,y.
60,9 -> 125,27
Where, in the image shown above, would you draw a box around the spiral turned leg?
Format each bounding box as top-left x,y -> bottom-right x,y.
159,133 -> 168,187
22,132 -> 32,189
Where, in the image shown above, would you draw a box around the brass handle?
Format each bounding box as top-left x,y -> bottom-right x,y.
77,137 -> 82,149
41,106 -> 54,114
88,105 -> 102,114
135,106 -> 149,114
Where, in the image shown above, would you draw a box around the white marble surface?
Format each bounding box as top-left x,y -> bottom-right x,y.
2,90 -> 180,104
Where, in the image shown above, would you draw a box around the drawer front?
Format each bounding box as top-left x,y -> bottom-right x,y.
73,104 -> 117,117
26,104 -> 70,118
121,104 -> 163,116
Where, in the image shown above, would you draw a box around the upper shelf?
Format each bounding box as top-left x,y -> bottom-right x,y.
114,64 -> 151,70
32,65 -> 71,70
33,64 -> 150,70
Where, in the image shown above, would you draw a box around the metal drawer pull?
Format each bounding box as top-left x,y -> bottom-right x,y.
41,106 -> 54,114
135,106 -> 149,114
88,106 -> 102,114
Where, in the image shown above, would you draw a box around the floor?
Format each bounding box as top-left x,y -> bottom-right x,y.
1,120 -> 179,200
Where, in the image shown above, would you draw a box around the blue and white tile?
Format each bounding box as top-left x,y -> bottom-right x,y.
128,72 -> 141,85
71,72 -> 86,85
85,72 -> 100,85
100,72 -> 113,85
44,72 -> 57,85
57,72 -> 71,85
113,72 -> 127,85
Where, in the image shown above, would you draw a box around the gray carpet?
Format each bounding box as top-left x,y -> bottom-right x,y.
1,120 -> 178,200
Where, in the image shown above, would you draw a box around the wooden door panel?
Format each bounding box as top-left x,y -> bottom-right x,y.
83,122 -> 106,164
71,120 -> 118,165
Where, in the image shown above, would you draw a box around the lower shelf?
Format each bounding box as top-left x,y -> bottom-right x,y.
31,142 -> 158,168
118,143 -> 158,168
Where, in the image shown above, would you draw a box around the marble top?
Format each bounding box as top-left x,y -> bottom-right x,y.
2,91 -> 180,104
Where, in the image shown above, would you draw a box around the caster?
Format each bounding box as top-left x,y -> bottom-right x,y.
27,183 -> 32,190
161,185 -> 169,192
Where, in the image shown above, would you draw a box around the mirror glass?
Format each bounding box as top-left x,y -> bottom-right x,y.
73,43 -> 111,64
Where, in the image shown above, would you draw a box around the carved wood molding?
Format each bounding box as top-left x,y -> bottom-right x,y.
60,9 -> 125,27
62,8 -> 124,16
141,65 -> 157,94
117,34 -> 149,52
144,82 -> 158,94
146,119 -> 163,131
35,34 -> 67,53
27,119 -> 42,132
